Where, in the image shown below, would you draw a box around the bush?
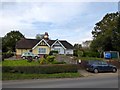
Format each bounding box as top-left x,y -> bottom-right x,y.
46,56 -> 55,63
82,51 -> 100,57
2,52 -> 14,59
49,50 -> 58,55
40,58 -> 47,64
2,64 -> 78,74
52,60 -> 66,64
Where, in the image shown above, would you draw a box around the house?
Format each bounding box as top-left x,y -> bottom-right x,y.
15,33 -> 74,58
82,40 -> 92,48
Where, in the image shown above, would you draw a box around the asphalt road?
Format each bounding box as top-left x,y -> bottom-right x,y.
2,73 -> 118,88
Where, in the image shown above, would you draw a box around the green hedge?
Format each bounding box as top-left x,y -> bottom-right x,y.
49,50 -> 58,55
2,64 -> 78,74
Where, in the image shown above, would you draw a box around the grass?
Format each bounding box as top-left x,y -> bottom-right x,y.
2,73 -> 83,80
79,57 -> 103,61
2,59 -> 40,66
0,61 -> 2,66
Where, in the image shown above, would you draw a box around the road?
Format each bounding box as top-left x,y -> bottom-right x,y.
2,72 -> 118,88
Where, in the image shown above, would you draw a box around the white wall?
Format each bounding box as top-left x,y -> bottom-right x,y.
65,49 -> 73,55
51,46 -> 65,54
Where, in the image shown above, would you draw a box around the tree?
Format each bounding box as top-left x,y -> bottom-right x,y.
74,44 -> 82,50
91,12 -> 120,52
0,37 -> 2,50
73,44 -> 82,57
35,34 -> 43,39
2,31 -> 24,52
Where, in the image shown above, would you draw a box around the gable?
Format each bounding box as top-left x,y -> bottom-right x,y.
32,39 -> 50,50
51,40 -> 66,49
52,42 -> 62,47
38,41 -> 47,46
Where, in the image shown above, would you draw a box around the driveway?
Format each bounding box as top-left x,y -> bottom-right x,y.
78,69 -> 118,77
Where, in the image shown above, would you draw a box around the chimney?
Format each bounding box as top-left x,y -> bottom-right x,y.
44,32 -> 49,40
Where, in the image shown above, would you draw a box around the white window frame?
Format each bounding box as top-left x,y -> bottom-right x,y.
39,48 -> 46,54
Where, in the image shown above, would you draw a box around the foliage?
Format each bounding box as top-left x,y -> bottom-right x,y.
79,57 -> 103,61
73,50 -> 78,56
46,56 -> 55,63
91,12 -> 120,52
39,58 -> 47,64
82,50 -> 100,57
35,34 -> 43,39
2,73 -> 82,80
51,60 -> 66,64
2,52 -> 14,59
0,37 -> 1,50
74,44 -> 82,49
2,64 -> 78,74
77,50 -> 84,57
73,44 -> 82,57
49,50 -> 58,55
2,31 -> 24,52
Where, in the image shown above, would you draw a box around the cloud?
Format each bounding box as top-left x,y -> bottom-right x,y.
0,2 -> 118,45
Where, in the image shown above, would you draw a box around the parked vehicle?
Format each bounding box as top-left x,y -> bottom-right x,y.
21,52 -> 39,59
85,60 -> 117,73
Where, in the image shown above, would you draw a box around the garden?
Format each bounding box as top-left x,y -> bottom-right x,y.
2,55 -> 82,80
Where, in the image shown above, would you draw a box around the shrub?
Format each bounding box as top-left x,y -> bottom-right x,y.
46,56 -> 55,63
82,51 -> 100,57
40,58 -> 47,64
49,50 -> 58,55
2,64 -> 78,74
52,60 -> 66,64
2,52 -> 14,59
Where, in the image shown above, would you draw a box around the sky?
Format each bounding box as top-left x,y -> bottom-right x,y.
0,1 -> 119,45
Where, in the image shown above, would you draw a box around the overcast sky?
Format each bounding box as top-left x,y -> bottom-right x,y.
0,1 -> 118,44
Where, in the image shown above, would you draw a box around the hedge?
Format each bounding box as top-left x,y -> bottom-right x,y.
2,64 -> 78,74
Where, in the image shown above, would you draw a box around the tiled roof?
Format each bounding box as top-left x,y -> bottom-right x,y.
16,38 -> 73,49
60,40 -> 74,49
47,40 -> 55,46
16,38 -> 40,49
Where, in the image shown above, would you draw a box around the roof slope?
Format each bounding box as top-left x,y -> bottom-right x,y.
16,38 -> 73,49
16,38 -> 40,49
60,40 -> 74,49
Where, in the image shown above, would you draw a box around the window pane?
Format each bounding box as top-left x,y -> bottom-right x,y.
39,48 -> 46,54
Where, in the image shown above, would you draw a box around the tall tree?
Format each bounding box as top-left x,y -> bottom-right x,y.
74,44 -> 82,50
91,12 -> 120,52
2,31 -> 24,52
0,37 -> 2,50
35,34 -> 43,39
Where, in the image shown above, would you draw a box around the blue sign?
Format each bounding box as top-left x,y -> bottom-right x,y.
105,52 -> 111,59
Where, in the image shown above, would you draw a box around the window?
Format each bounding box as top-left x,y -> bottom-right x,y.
39,48 -> 46,54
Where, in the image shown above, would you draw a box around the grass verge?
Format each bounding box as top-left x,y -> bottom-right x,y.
79,57 -> 103,61
2,73 -> 83,80
2,60 -> 40,66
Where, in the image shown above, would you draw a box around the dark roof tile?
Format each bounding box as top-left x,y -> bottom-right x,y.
16,38 -> 40,49
60,40 -> 74,49
16,39 -> 73,49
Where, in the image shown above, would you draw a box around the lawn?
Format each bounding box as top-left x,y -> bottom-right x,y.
2,59 -> 40,66
79,57 -> 103,61
2,73 -> 83,80
2,59 -> 81,80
